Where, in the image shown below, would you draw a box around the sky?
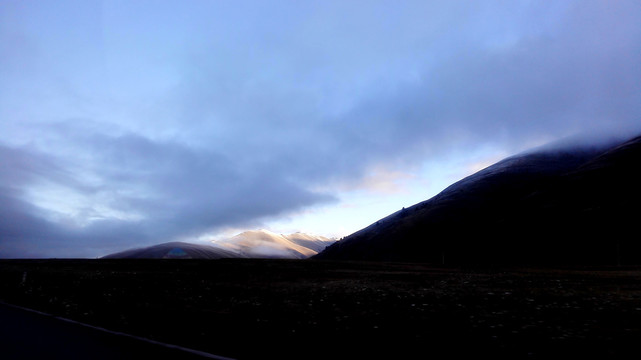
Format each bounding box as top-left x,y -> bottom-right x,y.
1,0 -> 640,258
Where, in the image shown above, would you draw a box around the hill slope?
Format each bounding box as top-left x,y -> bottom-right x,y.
102,242 -> 242,259
315,134 -> 641,265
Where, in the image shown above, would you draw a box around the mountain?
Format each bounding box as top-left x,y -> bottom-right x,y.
315,134 -> 641,265
283,232 -> 338,252
211,230 -> 336,259
102,242 -> 242,259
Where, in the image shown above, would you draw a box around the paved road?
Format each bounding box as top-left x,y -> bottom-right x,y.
0,303 -> 234,360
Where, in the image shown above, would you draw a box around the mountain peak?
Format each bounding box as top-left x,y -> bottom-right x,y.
212,230 -> 335,259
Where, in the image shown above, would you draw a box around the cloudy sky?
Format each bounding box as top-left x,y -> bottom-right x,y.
1,0 -> 640,258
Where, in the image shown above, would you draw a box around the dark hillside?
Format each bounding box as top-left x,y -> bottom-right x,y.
102,242 -> 242,259
316,135 -> 641,265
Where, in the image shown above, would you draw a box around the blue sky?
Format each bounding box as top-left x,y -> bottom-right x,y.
1,0 -> 640,257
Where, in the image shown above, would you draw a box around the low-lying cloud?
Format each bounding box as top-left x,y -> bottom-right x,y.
0,130 -> 333,257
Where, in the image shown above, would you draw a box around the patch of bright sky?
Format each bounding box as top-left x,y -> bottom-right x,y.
264,145 -> 509,239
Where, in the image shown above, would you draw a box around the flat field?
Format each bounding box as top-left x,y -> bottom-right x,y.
1,259 -> 640,359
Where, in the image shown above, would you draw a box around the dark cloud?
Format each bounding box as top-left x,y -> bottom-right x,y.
174,0 -> 641,175
337,0 -> 640,159
0,133 -> 333,258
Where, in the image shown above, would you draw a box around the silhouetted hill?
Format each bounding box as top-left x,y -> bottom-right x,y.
102,242 -> 242,259
315,134 -> 641,265
103,231 -> 336,260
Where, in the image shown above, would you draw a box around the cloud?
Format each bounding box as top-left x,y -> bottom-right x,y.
175,0 -> 641,174
0,129 -> 334,257
335,0 -> 641,159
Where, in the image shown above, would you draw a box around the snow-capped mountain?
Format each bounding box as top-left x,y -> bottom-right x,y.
211,230 -> 336,259
101,231 -> 335,260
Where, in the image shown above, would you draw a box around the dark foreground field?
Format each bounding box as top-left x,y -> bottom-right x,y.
1,259 -> 640,359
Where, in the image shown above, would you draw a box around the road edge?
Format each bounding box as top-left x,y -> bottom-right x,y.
0,300 -> 236,360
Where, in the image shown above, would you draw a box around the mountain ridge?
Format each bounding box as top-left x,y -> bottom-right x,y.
315,134 -> 641,265
211,230 -> 335,259
101,241 -> 242,259
102,230 -> 335,259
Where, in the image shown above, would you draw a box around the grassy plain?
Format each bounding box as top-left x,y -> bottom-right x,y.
1,259 -> 640,359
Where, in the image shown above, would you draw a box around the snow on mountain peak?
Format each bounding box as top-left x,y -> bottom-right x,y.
211,229 -> 335,259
